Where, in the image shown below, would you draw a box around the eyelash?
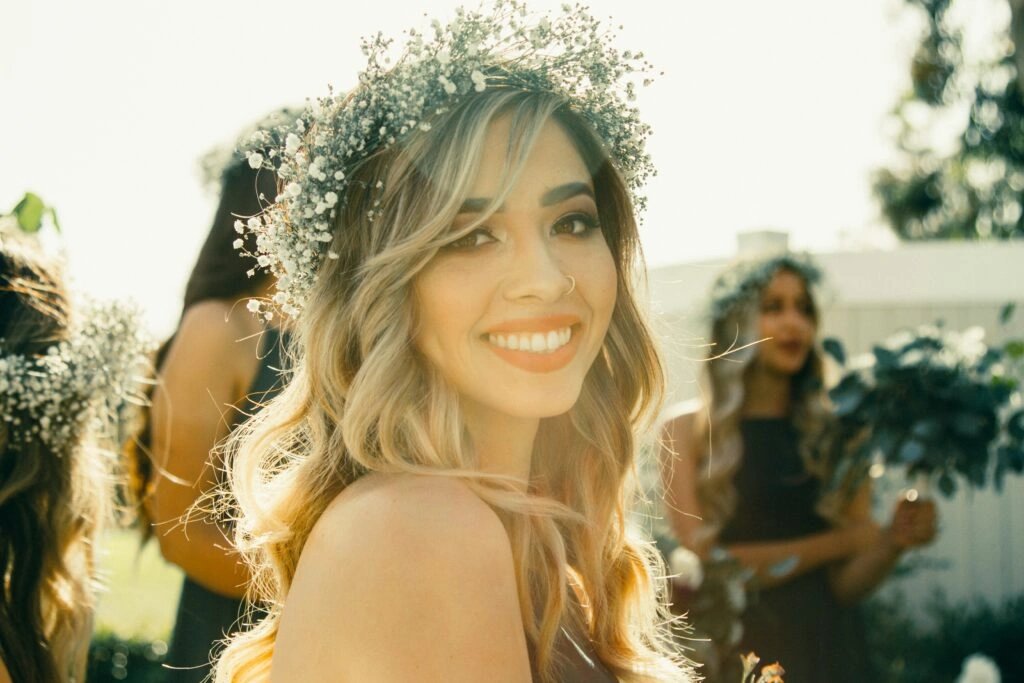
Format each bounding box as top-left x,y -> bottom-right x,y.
552,211 -> 601,237
441,212 -> 601,251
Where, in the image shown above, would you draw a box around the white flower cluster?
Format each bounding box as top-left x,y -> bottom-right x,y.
0,300 -> 152,451
956,654 -> 1001,683
240,0 -> 657,319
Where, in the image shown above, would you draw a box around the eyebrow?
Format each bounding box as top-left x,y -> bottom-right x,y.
458,182 -> 595,214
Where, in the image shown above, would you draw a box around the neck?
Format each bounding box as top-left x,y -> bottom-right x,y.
742,364 -> 793,418
461,403 -> 539,486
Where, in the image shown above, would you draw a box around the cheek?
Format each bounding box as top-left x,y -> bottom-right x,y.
577,243 -> 618,324
411,268 -> 463,361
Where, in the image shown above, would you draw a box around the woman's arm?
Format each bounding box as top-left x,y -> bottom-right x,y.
828,487 -> 938,604
660,411 -> 876,588
148,301 -> 255,598
271,475 -> 533,682
659,410 -> 712,556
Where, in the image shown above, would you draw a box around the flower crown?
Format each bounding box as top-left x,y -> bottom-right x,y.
240,0 -> 656,318
0,299 -> 152,451
707,252 -> 823,323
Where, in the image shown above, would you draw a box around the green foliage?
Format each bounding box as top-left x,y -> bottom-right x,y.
823,325 -> 1024,495
87,631 -> 168,683
875,0 -> 1024,240
7,191 -> 60,233
1000,302 -> 1017,325
865,591 -> 1024,682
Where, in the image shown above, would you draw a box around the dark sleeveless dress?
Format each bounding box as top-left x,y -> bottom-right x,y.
528,625 -> 619,682
164,328 -> 289,683
719,417 -> 870,682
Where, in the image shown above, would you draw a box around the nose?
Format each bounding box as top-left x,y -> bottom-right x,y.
780,304 -> 810,331
501,232 -> 568,303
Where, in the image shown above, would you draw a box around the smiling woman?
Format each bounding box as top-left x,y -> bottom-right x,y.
209,2 -> 695,682
413,117 -> 618,435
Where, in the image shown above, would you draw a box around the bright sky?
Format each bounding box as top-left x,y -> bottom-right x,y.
0,0 -> 947,336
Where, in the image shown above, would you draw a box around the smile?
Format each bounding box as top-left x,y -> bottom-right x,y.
482,315 -> 582,373
487,327 -> 572,354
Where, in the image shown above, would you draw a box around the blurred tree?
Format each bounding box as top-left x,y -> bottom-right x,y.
875,0 -> 1024,239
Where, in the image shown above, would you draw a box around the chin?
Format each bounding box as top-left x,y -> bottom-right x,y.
765,357 -> 806,378
482,381 -> 585,419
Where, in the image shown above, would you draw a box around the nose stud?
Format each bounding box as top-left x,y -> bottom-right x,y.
564,275 -> 576,296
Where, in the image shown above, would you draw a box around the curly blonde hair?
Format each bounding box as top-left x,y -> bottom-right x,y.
213,89 -> 691,682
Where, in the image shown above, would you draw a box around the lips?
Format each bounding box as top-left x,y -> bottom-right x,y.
776,340 -> 806,353
483,315 -> 582,373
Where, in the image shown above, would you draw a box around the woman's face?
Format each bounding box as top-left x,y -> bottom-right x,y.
755,269 -> 817,376
413,116 -> 617,421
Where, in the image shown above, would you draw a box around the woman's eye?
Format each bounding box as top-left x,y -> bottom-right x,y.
443,227 -> 495,250
552,212 -> 600,237
761,300 -> 783,313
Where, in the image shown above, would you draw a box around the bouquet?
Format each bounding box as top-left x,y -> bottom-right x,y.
667,545 -> 756,682
823,324 -> 1024,496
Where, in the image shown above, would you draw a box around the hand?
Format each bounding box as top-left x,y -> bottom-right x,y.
887,498 -> 938,550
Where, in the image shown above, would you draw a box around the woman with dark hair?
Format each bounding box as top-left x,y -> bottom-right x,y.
660,253 -> 938,681
130,120 -> 291,682
0,218 -> 146,683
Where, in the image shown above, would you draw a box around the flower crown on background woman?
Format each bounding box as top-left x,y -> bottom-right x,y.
707,252 -> 823,323
239,0 -> 657,319
0,229 -> 152,451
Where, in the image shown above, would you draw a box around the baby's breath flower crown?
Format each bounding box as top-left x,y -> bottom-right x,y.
708,253 -> 823,324
241,0 -> 657,318
0,300 -> 152,451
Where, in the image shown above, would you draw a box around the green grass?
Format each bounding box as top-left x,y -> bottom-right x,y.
95,529 -> 183,641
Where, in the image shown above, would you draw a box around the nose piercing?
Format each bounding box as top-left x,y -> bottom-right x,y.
564,275 -> 576,296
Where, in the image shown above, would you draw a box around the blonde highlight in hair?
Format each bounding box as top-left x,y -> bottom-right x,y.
213,88 -> 689,682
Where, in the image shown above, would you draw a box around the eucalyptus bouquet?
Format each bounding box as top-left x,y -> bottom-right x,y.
823,324 -> 1024,497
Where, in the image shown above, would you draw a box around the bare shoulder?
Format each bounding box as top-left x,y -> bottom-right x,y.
271,474 -> 531,682
164,300 -> 264,388
175,300 -> 255,353
304,473 -> 514,582
338,471 -> 503,523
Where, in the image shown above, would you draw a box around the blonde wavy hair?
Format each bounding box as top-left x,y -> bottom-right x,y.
0,230 -> 109,683
213,89 -> 691,682
691,259 -> 848,544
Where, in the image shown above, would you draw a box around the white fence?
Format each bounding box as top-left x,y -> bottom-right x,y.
647,237 -> 1024,611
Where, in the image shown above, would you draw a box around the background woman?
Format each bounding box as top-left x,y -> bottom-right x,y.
130,125 -> 290,682
660,253 -> 938,681
0,218 -> 146,683
213,3 -> 693,681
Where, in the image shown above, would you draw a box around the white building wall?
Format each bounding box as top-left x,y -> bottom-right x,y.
647,237 -> 1024,611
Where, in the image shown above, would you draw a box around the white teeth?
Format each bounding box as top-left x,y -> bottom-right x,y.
487,326 -> 573,354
